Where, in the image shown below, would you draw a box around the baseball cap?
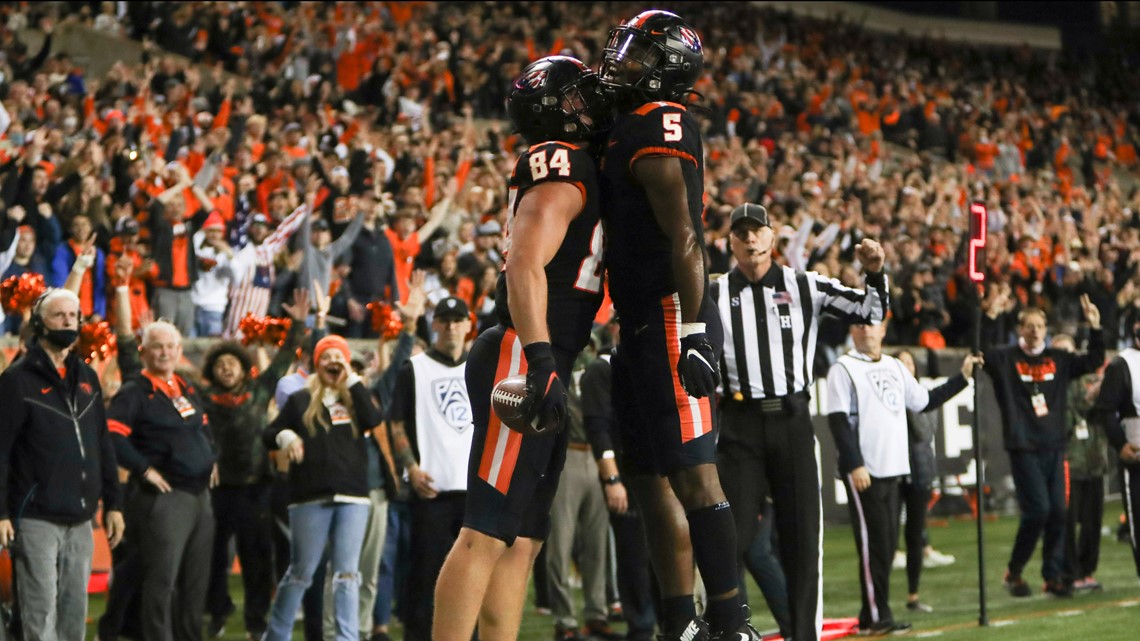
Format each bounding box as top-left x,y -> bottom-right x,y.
249,213 -> 271,227
730,203 -> 770,229
311,218 -> 330,232
117,217 -> 141,236
476,220 -> 502,237
434,296 -> 470,321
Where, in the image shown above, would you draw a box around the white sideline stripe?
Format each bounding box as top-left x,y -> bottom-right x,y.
991,620 -> 1017,627
914,632 -> 943,638
485,336 -> 523,488
846,473 -> 878,623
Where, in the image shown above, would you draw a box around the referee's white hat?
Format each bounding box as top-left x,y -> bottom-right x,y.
730,203 -> 769,228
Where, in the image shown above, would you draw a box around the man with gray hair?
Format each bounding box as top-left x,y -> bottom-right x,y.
108,318 -> 218,641
0,288 -> 125,641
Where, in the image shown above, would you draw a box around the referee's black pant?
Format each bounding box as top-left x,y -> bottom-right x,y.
842,475 -> 901,629
1123,464 -> 1140,579
718,394 -> 821,641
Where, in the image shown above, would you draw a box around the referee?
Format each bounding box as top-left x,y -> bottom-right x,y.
712,204 -> 888,641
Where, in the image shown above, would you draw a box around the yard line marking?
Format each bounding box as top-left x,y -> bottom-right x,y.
991,620 -> 1017,627
1055,610 -> 1083,617
914,632 -> 944,638
912,596 -> 1140,636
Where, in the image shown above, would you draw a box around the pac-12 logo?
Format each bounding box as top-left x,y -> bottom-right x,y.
518,68 -> 548,90
867,369 -> 903,413
433,378 -> 472,432
677,27 -> 702,52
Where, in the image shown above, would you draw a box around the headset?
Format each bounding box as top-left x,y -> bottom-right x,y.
28,289 -> 83,337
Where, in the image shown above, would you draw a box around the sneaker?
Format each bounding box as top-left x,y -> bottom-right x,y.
1072,576 -> 1103,592
710,605 -> 762,641
858,621 -> 912,636
657,617 -> 711,641
892,550 -> 906,570
535,606 -> 553,616
555,623 -> 583,641
608,601 -> 624,622
1043,579 -> 1074,598
582,620 -> 624,641
1003,571 -> 1032,598
922,549 -> 955,568
905,600 -> 933,613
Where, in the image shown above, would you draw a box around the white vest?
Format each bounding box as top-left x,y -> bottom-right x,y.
410,353 -> 474,493
1118,348 -> 1140,447
833,352 -> 929,478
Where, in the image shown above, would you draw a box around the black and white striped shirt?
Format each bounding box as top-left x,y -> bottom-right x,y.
711,264 -> 889,399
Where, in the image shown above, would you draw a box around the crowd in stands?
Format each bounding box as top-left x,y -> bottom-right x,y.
0,0 -> 1139,636
0,2 -> 1138,353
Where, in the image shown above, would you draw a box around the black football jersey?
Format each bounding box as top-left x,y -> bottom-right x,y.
496,140 -> 604,355
600,101 -> 705,317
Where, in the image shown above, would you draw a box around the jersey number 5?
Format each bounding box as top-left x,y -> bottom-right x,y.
663,112 -> 683,142
529,148 -> 572,180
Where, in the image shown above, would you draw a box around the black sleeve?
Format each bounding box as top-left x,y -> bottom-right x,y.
44,170 -> 82,207
0,369 -> 27,519
921,374 -> 969,412
1094,358 -> 1132,452
107,383 -> 151,476
94,390 -> 123,513
827,412 -> 865,475
390,361 -> 418,455
349,379 -> 383,431
265,392 -> 305,450
1072,329 -> 1106,378
579,359 -> 614,459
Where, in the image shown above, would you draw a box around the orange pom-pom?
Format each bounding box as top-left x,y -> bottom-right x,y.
368,301 -> 404,340
1,273 -> 48,314
78,321 -> 118,364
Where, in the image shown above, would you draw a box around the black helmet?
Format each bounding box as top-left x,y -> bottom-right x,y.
600,10 -> 703,102
506,56 -> 611,144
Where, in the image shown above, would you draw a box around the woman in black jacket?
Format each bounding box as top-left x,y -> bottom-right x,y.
263,334 -> 383,641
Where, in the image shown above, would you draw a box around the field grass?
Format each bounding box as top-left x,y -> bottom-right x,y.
85,500 -> 1140,641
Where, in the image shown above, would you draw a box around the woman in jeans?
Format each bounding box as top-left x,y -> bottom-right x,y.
264,334 -> 383,641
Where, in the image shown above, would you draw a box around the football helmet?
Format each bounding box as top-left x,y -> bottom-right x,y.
600,10 -> 703,101
507,56 -> 611,144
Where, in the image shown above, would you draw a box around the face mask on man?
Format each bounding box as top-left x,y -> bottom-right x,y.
43,328 -> 80,349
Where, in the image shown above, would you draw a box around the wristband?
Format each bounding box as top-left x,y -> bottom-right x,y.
602,475 -> 621,486
600,450 -> 615,460
115,285 -> 129,294
679,322 -> 705,339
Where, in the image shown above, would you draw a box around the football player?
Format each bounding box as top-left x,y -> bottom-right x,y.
433,56 -> 611,641
598,10 -> 758,641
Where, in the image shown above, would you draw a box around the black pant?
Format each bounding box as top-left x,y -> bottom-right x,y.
843,475 -> 900,629
136,488 -> 215,641
740,502 -> 791,639
1064,476 -> 1104,581
404,493 -> 466,641
718,397 -> 820,641
1008,449 -> 1066,581
99,485 -> 145,641
207,484 -> 274,635
610,507 -> 656,640
1123,465 -> 1140,579
898,480 -> 930,595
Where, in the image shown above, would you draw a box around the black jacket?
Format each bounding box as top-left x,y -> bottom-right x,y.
108,362 -> 217,494
0,342 -> 122,524
265,381 -> 384,504
983,331 -> 1105,452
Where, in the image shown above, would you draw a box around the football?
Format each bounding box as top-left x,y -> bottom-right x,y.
491,374 -> 540,435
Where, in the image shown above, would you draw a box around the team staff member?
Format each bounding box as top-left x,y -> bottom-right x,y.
827,321 -> 981,636
1093,318 -> 1140,580
983,301 -> 1103,598
434,56 -> 610,641
599,11 -> 753,639
389,297 -> 473,641
712,203 -> 888,641
108,319 -> 218,641
0,289 -> 124,641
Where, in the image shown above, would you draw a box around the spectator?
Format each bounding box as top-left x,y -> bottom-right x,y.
344,193 -> 400,338
263,335 -> 385,641
203,290 -> 309,639
0,288 -> 124,641
2,224 -> 47,334
191,211 -> 234,337
984,302 -> 1104,598
50,214 -> 105,318
105,217 -> 158,333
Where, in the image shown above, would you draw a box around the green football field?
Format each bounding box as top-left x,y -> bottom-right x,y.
85,500 -> 1140,641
